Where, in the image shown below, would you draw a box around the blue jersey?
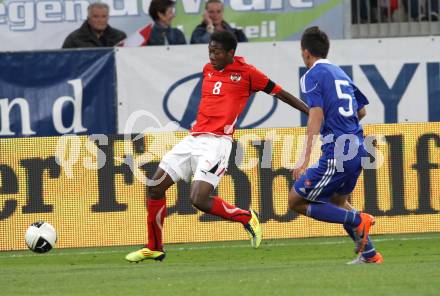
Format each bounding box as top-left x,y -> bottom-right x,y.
300,59 -> 369,157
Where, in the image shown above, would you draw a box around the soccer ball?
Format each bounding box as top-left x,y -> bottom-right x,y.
25,221 -> 57,253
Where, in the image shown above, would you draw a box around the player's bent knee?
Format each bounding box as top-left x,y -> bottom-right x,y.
288,196 -> 297,211
288,189 -> 304,212
191,197 -> 209,212
190,193 -> 211,212
330,194 -> 347,207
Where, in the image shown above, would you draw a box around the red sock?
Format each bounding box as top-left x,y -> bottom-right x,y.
146,198 -> 166,251
209,196 -> 252,225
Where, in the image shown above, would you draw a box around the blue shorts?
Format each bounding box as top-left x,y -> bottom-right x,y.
293,154 -> 363,203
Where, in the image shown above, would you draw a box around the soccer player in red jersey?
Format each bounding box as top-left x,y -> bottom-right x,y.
126,30 -> 308,262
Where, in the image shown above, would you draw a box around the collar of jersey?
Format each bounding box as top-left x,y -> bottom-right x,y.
311,59 -> 331,69
301,59 -> 331,81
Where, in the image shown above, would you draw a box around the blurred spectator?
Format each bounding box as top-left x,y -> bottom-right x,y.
190,0 -> 247,44
62,3 -> 126,48
352,0 -> 401,23
352,0 -> 376,23
424,0 -> 439,21
352,0 -> 438,23
403,0 -> 421,20
402,0 -> 439,21
147,0 -> 186,45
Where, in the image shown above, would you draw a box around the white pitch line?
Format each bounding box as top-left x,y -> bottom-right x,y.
1,235 -> 439,259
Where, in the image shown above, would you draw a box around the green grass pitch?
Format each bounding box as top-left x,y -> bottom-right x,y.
1,233 -> 439,296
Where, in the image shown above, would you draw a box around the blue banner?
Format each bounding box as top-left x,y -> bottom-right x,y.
0,49 -> 116,137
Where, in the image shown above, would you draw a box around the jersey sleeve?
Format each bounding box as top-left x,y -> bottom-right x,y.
249,66 -> 282,95
351,83 -> 369,110
300,72 -> 323,108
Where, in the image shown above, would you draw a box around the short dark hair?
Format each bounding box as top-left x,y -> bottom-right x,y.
301,26 -> 330,58
210,31 -> 237,52
205,0 -> 223,9
149,0 -> 175,22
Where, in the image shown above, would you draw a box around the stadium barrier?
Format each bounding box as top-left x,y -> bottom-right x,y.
1,122 -> 439,251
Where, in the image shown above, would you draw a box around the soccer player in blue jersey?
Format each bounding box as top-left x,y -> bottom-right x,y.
288,26 -> 383,264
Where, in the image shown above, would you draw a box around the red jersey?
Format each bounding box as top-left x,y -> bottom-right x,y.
190,56 -> 282,137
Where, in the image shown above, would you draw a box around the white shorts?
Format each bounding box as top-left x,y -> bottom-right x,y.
159,134 -> 232,188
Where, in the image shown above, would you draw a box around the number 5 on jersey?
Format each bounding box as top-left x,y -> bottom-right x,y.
213,81 -> 222,95
335,80 -> 354,117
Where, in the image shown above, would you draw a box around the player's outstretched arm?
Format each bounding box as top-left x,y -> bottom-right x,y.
293,106 -> 323,180
274,89 -> 309,115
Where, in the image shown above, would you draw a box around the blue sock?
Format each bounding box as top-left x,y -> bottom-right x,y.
343,223 -> 356,241
343,222 -> 377,259
307,203 -> 361,226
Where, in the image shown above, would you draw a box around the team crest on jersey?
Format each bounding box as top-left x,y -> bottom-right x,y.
230,73 -> 241,82
208,72 -> 213,78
